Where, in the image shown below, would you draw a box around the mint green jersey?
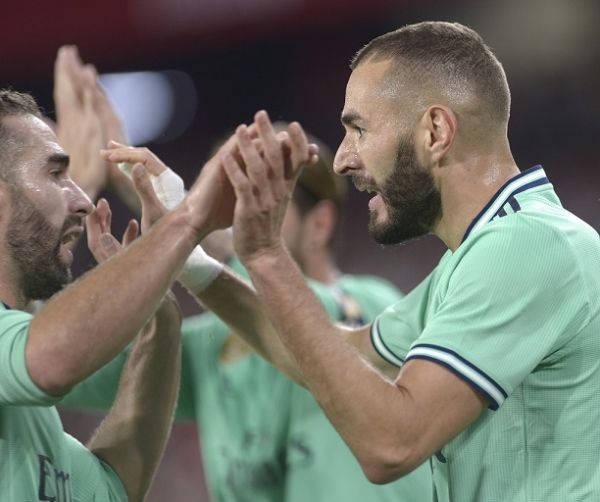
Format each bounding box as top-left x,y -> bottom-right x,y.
371,166 -> 600,501
63,274 -> 433,501
0,304 -> 127,502
283,276 -> 432,502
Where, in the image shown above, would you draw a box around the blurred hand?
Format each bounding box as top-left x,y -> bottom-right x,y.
54,46 -> 106,200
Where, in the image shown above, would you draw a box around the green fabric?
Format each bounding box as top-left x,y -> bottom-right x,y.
372,167 -> 600,501
64,271 -> 433,501
0,304 -> 128,501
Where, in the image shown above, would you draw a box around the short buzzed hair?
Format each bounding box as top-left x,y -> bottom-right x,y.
351,21 -> 511,125
0,89 -> 42,182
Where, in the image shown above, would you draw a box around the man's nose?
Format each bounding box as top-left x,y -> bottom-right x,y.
67,179 -> 94,217
333,138 -> 359,175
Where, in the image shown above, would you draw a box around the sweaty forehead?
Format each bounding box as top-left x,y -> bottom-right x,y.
3,114 -> 64,159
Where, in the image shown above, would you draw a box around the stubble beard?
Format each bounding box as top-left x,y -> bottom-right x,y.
6,189 -> 74,301
368,134 -> 442,245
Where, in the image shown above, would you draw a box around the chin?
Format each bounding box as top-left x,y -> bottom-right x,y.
369,215 -> 429,246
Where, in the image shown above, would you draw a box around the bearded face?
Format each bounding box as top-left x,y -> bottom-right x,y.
6,187 -> 76,300
360,133 -> 442,245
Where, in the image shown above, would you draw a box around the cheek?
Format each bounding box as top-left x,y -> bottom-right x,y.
32,189 -> 68,228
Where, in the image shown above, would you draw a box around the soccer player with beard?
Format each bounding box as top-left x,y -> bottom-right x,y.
0,89 -> 194,501
106,22 -> 600,501
62,138 -> 432,502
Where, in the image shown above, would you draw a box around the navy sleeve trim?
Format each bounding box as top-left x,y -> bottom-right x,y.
405,343 -> 508,410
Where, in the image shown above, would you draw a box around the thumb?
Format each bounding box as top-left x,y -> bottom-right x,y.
132,163 -> 167,228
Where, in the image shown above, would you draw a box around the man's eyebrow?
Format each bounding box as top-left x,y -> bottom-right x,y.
47,153 -> 70,167
340,111 -> 362,127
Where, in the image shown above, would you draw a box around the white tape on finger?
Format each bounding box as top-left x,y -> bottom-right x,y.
118,161 -> 220,291
117,162 -> 185,209
151,170 -> 185,210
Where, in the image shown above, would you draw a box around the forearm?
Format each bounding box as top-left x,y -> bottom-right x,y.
244,247 -> 417,479
26,208 -> 195,396
192,266 -> 304,382
88,294 -> 182,502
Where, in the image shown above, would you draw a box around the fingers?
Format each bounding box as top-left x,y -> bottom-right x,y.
131,164 -> 160,206
85,198 -> 122,263
255,112 -> 283,178
93,198 -> 112,234
85,202 -> 103,253
122,219 -> 139,247
287,121 -> 311,173
101,146 -> 167,176
131,163 -> 167,230
307,143 -> 320,165
97,234 -> 122,261
235,124 -> 270,195
54,46 -> 80,110
222,154 -> 254,210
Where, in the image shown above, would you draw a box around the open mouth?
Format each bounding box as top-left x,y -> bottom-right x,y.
352,178 -> 379,194
60,228 -> 83,249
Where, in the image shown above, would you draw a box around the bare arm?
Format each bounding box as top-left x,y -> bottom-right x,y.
88,293 -> 181,502
105,151 -> 396,383
222,111 -> 487,481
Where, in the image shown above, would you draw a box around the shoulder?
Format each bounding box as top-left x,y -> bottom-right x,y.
0,307 -> 33,334
458,204 -> 599,275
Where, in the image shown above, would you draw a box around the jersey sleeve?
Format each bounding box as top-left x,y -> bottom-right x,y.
0,308 -> 61,406
65,433 -> 128,502
405,222 -> 589,410
370,263 -> 444,368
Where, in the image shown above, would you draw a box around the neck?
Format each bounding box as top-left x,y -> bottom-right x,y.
0,272 -> 26,310
434,149 -> 519,251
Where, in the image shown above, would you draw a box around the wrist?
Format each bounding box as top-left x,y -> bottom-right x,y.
243,243 -> 290,274
178,245 -> 224,293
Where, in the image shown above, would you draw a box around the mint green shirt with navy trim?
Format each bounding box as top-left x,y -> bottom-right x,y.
0,303 -> 128,501
371,166 -> 600,501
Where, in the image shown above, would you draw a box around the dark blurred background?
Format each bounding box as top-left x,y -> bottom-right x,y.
3,0 -> 599,500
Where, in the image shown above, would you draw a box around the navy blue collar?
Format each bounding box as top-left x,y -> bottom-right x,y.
461,165 -> 551,244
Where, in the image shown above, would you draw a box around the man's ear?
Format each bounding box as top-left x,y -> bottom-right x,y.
416,105 -> 457,166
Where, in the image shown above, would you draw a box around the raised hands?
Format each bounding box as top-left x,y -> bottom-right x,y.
54,46 -> 128,202
223,111 -> 318,263
98,112 -> 317,254
54,46 -> 104,200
